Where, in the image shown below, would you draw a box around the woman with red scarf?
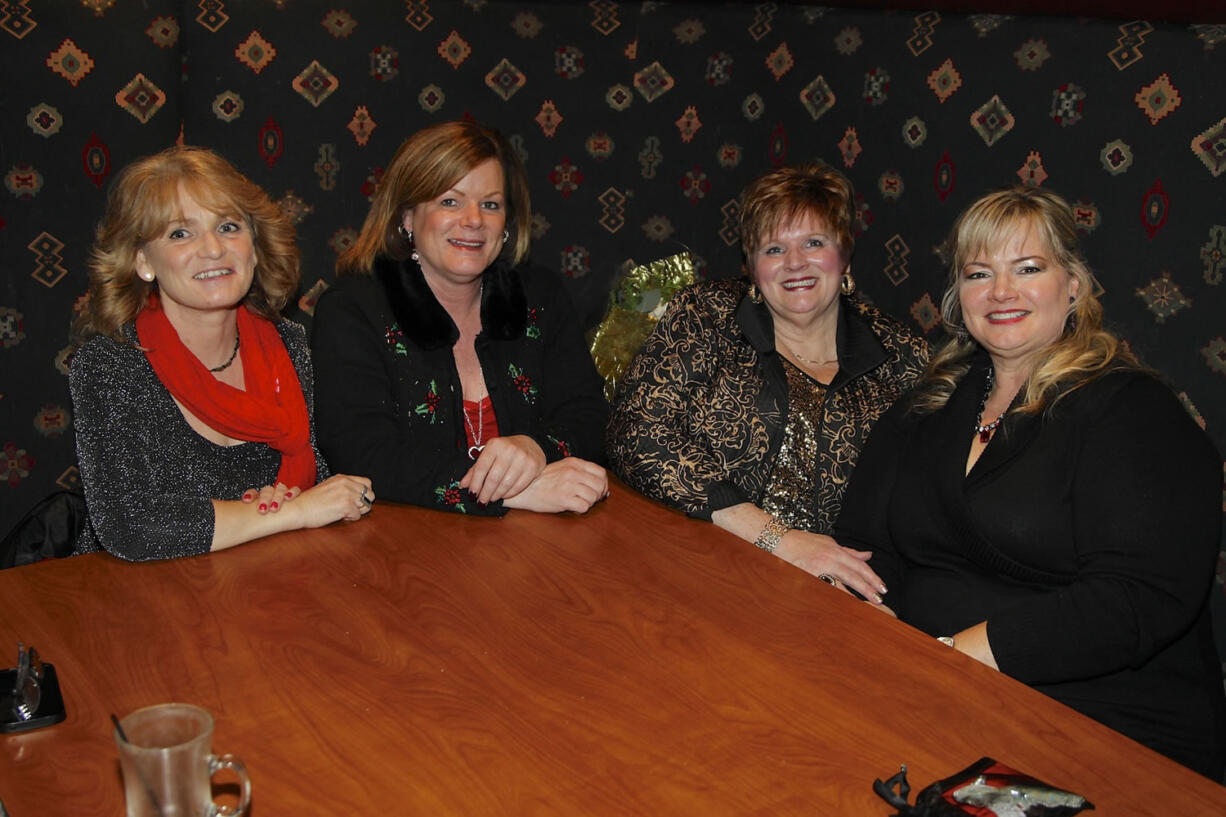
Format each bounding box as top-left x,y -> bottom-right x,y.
70,146 -> 372,561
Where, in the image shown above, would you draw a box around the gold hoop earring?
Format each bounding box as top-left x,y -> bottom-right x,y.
748,283 -> 763,304
840,272 -> 856,297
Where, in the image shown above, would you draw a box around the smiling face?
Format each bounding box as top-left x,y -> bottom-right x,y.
403,158 -> 506,290
135,184 -> 256,326
958,218 -> 1079,372
751,210 -> 848,329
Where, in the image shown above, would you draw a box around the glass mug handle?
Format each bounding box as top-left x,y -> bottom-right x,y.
206,753 -> 252,817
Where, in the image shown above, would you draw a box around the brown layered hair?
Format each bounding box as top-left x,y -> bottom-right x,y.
74,145 -> 299,343
738,160 -> 856,267
338,120 -> 532,274
912,186 -> 1140,416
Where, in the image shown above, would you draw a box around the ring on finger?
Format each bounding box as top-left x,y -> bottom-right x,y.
360,490 -> 372,506
817,574 -> 838,586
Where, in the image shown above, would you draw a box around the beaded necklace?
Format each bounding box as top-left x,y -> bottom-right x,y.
209,328 -> 240,373
974,367 -> 1005,444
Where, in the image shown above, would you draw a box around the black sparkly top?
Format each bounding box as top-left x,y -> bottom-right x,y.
69,320 -> 328,561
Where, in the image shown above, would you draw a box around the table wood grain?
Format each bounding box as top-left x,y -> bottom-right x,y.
1,482 -> 1222,815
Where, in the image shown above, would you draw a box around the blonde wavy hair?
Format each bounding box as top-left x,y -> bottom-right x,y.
74,145 -> 299,343
338,120 -> 531,275
912,186 -> 1140,416
738,160 -> 856,268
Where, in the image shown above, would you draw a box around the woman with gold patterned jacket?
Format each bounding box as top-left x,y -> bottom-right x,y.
607,161 -> 929,602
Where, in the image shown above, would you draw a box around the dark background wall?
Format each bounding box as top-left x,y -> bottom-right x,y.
2,1 -> 1224,659
831,0 -> 1226,24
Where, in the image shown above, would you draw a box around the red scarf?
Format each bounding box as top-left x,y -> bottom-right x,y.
135,295 -> 317,490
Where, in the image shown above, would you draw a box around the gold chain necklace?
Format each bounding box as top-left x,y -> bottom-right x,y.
781,342 -> 838,367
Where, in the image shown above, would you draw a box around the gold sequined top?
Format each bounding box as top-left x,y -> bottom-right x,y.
761,359 -> 828,532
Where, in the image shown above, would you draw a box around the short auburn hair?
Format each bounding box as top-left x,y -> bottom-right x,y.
738,160 -> 856,266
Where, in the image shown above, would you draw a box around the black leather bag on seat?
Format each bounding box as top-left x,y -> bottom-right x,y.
0,490 -> 87,569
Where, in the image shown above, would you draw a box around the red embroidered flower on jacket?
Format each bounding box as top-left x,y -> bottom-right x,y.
434,481 -> 467,513
414,379 -> 440,423
549,435 -> 571,458
508,363 -> 538,403
384,323 -> 408,356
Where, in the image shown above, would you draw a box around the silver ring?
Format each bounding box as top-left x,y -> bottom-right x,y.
817,574 -> 838,586
360,491 -> 372,506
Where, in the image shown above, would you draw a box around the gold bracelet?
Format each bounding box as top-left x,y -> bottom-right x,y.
753,515 -> 788,553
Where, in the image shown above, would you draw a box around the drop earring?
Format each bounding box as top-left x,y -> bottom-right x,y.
748,283 -> 763,303
840,271 -> 856,297
399,221 -> 419,263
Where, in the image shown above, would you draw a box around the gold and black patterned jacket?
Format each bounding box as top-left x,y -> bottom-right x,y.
607,278 -> 929,532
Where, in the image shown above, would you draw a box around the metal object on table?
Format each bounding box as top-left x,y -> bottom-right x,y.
11,642 -> 41,721
2,641 -> 65,734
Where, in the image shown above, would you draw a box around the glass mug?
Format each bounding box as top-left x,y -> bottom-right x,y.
114,703 -> 251,817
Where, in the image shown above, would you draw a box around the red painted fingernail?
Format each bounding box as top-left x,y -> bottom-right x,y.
270,502 -> 279,511
258,503 -> 267,512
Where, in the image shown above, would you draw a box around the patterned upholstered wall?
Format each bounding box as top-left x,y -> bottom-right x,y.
2,1 -> 1225,652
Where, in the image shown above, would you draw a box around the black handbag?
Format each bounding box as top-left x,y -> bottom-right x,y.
0,490 -> 88,569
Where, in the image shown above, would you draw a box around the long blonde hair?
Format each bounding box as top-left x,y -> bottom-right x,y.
912,186 -> 1140,416
74,145 -> 299,343
339,120 -> 531,274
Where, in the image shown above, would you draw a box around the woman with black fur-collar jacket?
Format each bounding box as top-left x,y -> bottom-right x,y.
312,121 -> 608,516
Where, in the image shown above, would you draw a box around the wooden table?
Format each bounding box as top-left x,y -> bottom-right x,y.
1,482 -> 1222,815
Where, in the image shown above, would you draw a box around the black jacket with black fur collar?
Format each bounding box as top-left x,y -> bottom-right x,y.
311,256 -> 608,515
